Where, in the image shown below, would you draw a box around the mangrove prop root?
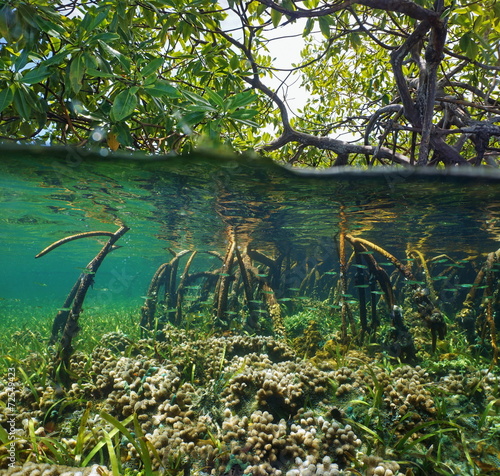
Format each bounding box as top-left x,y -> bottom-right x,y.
457,250 -> 500,345
354,250 -> 368,340
460,249 -> 500,313
408,248 -> 438,304
485,254 -> 499,365
140,250 -> 191,332
35,231 -> 116,258
175,251 -> 198,325
49,280 -> 79,345
247,247 -> 285,291
140,262 -> 170,332
347,238 -> 396,312
165,251 -> 188,321
338,231 -> 349,344
45,228 -> 127,344
55,225 -> 129,385
347,234 -> 447,348
345,234 -> 413,280
262,282 -> 286,338
214,239 -> 236,326
234,247 -> 260,328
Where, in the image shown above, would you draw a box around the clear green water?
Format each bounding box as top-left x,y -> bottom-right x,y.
2,145 -> 500,475
1,146 -> 500,322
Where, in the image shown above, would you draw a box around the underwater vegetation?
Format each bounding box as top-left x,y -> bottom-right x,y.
1,226 -> 500,476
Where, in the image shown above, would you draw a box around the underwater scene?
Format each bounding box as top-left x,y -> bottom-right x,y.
1,145 -> 500,476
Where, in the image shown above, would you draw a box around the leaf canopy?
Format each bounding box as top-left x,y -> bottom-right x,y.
0,0 -> 499,166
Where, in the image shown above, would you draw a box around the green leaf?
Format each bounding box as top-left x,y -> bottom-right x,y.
271,8 -> 282,28
88,32 -> 121,46
181,110 -> 207,127
113,122 -> 133,146
0,6 -> 14,40
13,87 -> 32,120
140,57 -> 164,78
318,16 -> 331,38
22,65 -> 51,84
16,3 -> 38,29
256,2 -> 267,16
350,33 -> 362,50
459,32 -> 479,60
110,88 -> 137,122
142,7 -> 156,28
205,89 -> 225,108
230,117 -> 259,128
230,108 -> 259,120
14,49 -> 30,72
41,47 -> 72,67
87,68 -> 116,78
144,80 -> 180,98
0,85 -> 14,113
69,53 -> 85,94
182,89 -> 215,109
230,54 -> 240,70
88,7 -> 111,31
303,18 -> 315,37
98,40 -> 131,71
227,90 -> 257,111
33,13 -> 66,36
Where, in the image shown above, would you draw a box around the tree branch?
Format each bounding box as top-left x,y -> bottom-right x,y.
261,129 -> 411,164
417,17 -> 447,164
255,0 -> 439,22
